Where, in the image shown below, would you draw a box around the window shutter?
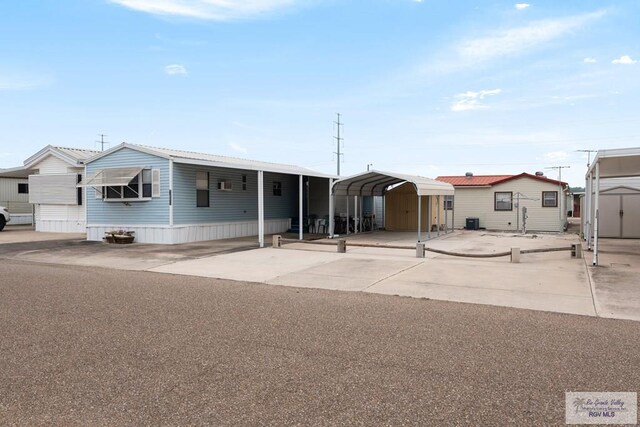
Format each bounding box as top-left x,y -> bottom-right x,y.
152,169 -> 161,197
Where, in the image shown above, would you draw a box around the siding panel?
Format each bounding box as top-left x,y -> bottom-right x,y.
86,148 -> 170,225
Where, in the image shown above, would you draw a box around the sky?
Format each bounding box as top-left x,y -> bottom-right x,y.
1,0 -> 639,186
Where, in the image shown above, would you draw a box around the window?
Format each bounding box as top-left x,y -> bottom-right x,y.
273,181 -> 282,196
444,195 -> 454,210
105,170 -> 152,201
196,171 -> 209,207
18,183 -> 29,194
542,191 -> 558,207
495,192 -> 513,211
242,175 -> 247,191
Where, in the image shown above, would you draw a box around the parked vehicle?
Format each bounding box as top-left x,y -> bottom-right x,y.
0,206 -> 10,231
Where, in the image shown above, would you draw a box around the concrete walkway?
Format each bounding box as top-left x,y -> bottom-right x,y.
150,231 -> 597,317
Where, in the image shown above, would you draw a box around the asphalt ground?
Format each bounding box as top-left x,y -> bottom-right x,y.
1,260 -> 639,426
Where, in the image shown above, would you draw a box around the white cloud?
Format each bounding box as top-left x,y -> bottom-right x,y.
0,74 -> 52,91
583,57 -> 597,63
165,64 -> 188,75
451,89 -> 502,112
456,10 -> 606,66
611,55 -> 637,65
515,3 -> 530,10
229,142 -> 248,154
110,0 -> 298,20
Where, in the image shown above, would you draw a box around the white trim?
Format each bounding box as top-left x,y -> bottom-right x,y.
258,170 -> 264,247
299,174 -> 303,241
169,159 -> 174,226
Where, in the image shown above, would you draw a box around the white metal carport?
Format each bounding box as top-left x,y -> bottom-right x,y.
330,170 -> 455,243
584,147 -> 640,265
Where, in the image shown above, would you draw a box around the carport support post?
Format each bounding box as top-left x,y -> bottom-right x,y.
437,195 -> 440,237
346,195 -> 349,235
258,170 -> 264,248
452,196 -> 455,233
445,198 -> 449,234
299,175 -> 303,241
417,195 -> 422,242
329,179 -> 334,237
427,196 -> 432,240
586,173 -> 592,249
592,162 -> 600,266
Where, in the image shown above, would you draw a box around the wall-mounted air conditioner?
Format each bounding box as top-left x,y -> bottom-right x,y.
217,181 -> 232,191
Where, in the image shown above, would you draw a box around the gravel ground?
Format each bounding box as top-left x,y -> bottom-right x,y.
0,259 -> 638,426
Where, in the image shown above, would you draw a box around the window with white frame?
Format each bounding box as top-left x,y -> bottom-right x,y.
196,171 -> 210,207
273,181 -> 282,196
105,170 -> 152,200
542,191 -> 558,207
444,195 -> 454,210
494,192 -> 513,211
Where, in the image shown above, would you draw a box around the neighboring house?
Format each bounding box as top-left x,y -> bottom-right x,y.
80,143 -> 334,244
436,173 -> 569,233
0,167 -> 32,224
24,145 -> 100,232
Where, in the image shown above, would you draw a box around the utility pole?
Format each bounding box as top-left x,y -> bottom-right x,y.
333,113 -> 344,176
96,134 -> 109,151
576,149 -> 598,168
546,165 -> 571,232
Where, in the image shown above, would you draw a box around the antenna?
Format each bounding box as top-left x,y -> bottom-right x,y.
546,165 -> 570,232
333,113 -> 344,176
575,149 -> 598,168
96,134 -> 109,151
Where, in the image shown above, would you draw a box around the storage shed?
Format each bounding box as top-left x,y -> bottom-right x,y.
584,147 -> 640,265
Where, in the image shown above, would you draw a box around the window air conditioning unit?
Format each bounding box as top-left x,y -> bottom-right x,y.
217,181 -> 232,191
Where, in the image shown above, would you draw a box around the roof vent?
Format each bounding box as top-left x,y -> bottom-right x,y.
535,171 -> 544,177
465,172 -> 473,177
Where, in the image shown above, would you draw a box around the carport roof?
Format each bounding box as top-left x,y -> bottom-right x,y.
332,170 -> 455,197
586,147 -> 640,179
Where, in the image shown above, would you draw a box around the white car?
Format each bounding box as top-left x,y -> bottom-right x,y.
0,206 -> 9,231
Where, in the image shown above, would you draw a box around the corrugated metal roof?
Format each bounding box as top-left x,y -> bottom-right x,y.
333,170 -> 454,196
436,175 -> 512,186
437,173 -> 567,187
86,143 -> 335,178
53,146 -> 100,161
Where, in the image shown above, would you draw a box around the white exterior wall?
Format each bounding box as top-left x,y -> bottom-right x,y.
31,155 -> 85,233
452,177 -> 566,232
0,177 -> 31,215
86,219 -> 291,244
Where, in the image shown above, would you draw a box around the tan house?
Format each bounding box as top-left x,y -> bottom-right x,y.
436,173 -> 569,233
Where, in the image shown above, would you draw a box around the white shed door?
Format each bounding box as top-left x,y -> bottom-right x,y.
622,195 -> 640,238
599,195 -> 621,238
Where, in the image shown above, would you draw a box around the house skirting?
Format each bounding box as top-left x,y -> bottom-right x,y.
9,214 -> 33,225
36,219 -> 85,233
86,218 -> 292,244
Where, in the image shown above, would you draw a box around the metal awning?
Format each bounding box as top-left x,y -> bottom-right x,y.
77,167 -> 144,187
332,170 -> 454,196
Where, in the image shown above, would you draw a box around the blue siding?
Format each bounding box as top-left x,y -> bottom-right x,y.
173,164 -> 299,224
86,148 -> 170,225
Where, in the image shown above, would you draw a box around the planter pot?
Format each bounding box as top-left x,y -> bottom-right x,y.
104,234 -> 116,243
112,235 -> 135,244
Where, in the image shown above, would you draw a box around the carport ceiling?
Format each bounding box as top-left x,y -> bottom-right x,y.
333,170 -> 454,197
587,147 -> 640,178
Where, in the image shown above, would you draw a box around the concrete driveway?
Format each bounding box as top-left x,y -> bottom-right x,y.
0,224 -> 85,244
150,231 -> 597,317
4,229 -> 638,321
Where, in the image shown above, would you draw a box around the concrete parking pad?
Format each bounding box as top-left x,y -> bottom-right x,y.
586,238 -> 640,322
150,231 -> 597,317
0,224 -> 85,244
